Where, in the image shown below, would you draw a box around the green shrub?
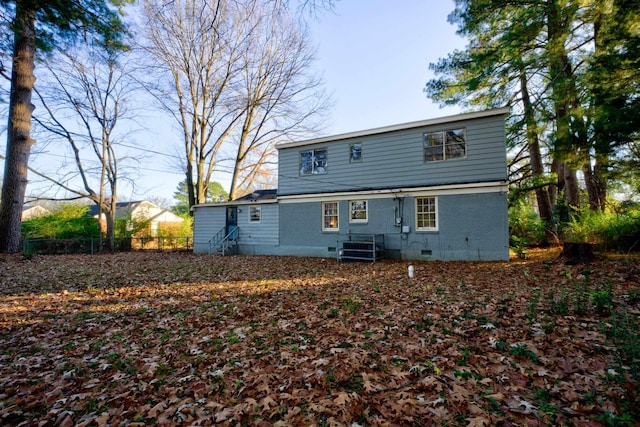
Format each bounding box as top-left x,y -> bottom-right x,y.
563,204 -> 640,251
509,201 -> 547,247
114,215 -> 152,238
22,204 -> 100,239
601,208 -> 640,252
156,214 -> 193,238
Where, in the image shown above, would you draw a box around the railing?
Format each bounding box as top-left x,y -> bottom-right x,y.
208,226 -> 239,255
21,236 -> 193,255
337,234 -> 385,262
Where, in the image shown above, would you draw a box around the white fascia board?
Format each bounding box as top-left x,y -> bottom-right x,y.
191,199 -> 278,211
277,181 -> 508,204
276,107 -> 510,150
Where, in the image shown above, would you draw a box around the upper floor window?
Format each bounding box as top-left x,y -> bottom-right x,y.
415,197 -> 438,231
322,201 -> 339,231
349,143 -> 362,162
349,200 -> 368,223
300,148 -> 327,175
423,129 -> 466,162
249,206 -> 261,223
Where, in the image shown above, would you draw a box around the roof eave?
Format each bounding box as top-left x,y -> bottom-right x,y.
275,107 -> 510,150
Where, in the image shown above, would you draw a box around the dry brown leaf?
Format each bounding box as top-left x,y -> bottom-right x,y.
0,251 -> 636,426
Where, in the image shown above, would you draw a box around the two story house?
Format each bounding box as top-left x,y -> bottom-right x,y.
192,107 -> 510,261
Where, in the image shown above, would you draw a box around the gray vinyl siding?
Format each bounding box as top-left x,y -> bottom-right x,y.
237,204 -> 279,247
279,191 -> 508,261
278,114 -> 507,196
192,203 -> 279,254
192,205 -> 226,253
402,192 -> 509,261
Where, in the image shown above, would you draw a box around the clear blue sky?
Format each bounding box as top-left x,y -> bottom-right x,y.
307,0 -> 465,136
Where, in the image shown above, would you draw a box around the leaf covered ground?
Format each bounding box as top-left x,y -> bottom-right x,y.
1,250 -> 639,426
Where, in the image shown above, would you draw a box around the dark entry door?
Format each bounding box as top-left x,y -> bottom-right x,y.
226,206 -> 238,237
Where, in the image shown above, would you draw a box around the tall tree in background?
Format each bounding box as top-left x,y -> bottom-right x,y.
140,0 -> 243,210
0,0 -> 130,253
425,0 -> 638,233
172,179 -> 228,216
31,46 -> 137,251
227,3 -> 328,200
426,1 -> 556,230
586,0 -> 640,210
141,0 -> 328,209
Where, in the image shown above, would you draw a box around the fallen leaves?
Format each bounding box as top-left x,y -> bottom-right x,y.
0,251 -> 638,425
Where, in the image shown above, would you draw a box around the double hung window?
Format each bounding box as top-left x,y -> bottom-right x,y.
415,197 -> 438,231
300,149 -> 327,175
249,206 -> 261,223
423,129 -> 466,162
349,200 -> 367,223
322,201 -> 339,231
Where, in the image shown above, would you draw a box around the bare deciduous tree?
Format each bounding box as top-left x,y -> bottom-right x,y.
228,2 -> 330,200
32,46 -> 137,250
140,0 -> 244,209
140,0 -> 329,207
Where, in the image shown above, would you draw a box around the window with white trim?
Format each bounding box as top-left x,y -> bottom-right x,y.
249,206 -> 261,223
349,200 -> 368,223
415,197 -> 438,231
300,148 -> 327,175
423,129 -> 466,162
322,201 -> 339,231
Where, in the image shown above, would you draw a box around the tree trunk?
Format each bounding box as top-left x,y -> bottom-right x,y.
582,161 -> 602,212
0,4 -> 36,253
589,12 -> 609,212
562,162 -> 581,214
547,0 -> 582,212
593,157 -> 607,211
105,210 -> 116,251
185,167 -> 195,216
518,62 -> 554,232
549,158 -> 558,208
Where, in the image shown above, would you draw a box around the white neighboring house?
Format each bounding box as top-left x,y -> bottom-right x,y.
21,205 -> 51,220
87,200 -> 184,236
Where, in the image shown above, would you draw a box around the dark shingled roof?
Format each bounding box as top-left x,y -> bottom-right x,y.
86,201 -> 143,217
234,189 -> 277,201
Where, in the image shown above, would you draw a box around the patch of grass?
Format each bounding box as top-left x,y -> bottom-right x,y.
572,276 -> 591,316
605,309 -> 640,380
226,331 -> 240,344
156,363 -> 174,376
526,290 -> 541,331
509,343 -> 538,363
135,306 -> 148,315
591,281 -> 614,315
341,298 -> 361,314
547,287 -> 570,315
414,315 -> 433,331
454,369 -> 482,381
456,346 -> 474,366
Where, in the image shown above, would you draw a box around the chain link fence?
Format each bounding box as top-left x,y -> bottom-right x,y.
22,236 -> 192,255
